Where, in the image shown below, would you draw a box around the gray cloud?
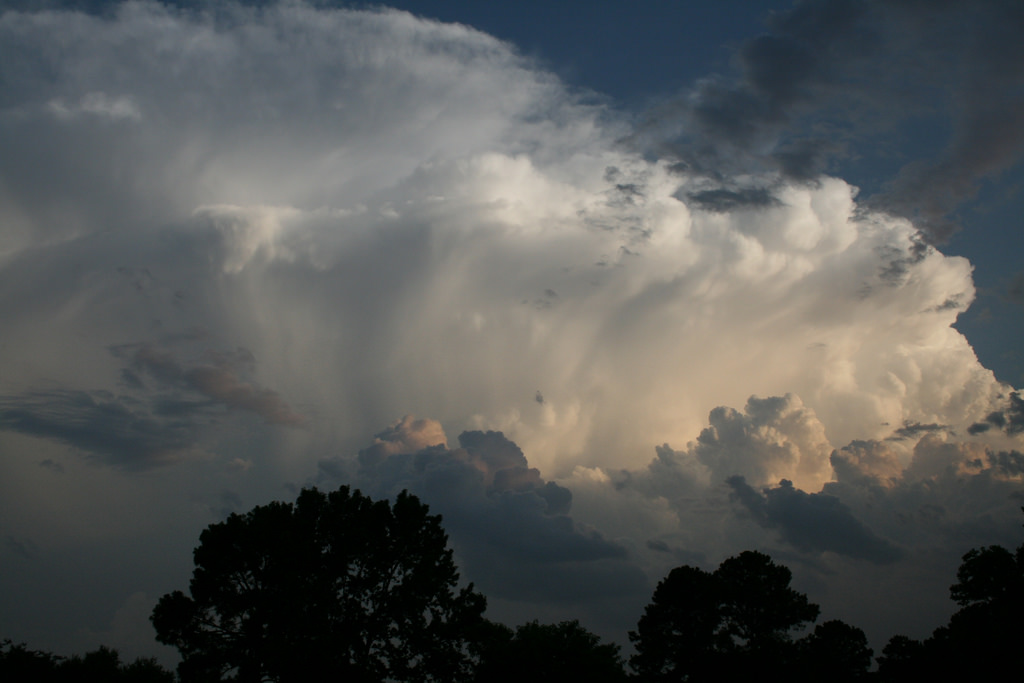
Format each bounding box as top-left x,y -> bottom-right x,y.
727,475 -> 902,564
0,389 -> 199,469
38,458 -> 65,473
317,418 -> 644,608
830,440 -> 903,485
685,186 -> 782,213
969,392 -> 1024,437
888,421 -> 948,441
0,338 -> 302,469
1007,273 -> 1024,306
826,433 -> 1024,554
113,342 -> 305,426
987,450 -> 1024,477
639,0 -> 1024,242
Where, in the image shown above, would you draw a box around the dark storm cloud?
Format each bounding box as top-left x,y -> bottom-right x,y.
0,339 -> 302,468
355,427 -> 625,562
112,342 -> 305,426
644,0 -> 1024,241
1007,273 -> 1024,306
824,433 -> 1024,562
970,391 -> 1024,436
318,420 -> 644,605
727,475 -> 902,564
987,450 -> 1024,477
685,186 -> 782,213
876,237 -> 929,286
888,421 -> 948,441
646,539 -> 670,553
38,458 -> 64,473
0,389 -> 199,469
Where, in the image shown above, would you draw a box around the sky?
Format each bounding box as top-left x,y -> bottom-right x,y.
1,0 -> 1023,666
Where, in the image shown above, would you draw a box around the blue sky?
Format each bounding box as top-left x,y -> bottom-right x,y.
1,0 -> 1022,667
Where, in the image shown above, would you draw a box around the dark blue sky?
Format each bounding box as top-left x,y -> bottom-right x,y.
381,1 -> 793,105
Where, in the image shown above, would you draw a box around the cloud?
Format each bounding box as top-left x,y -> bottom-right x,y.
830,440 -> 904,485
0,0 -> 1021,660
888,421 -> 948,441
1007,272 -> 1024,306
987,449 -> 1024,478
0,0 -> 1005,480
0,338 -> 302,468
47,92 -> 141,122
684,186 -> 783,213
0,388 -> 200,469
115,341 -> 306,426
688,394 -> 833,491
825,431 -> 1024,557
727,475 -> 902,564
326,419 -> 640,600
637,0 -> 1024,242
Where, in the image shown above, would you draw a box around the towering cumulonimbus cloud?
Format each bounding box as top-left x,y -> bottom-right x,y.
0,0 -> 1021,662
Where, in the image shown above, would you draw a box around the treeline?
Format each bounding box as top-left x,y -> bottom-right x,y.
4,488 -> 1022,682
0,642 -> 172,682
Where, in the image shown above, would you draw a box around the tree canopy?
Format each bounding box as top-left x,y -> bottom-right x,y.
151,486 -> 486,683
878,513 -> 1024,681
13,498 -> 1024,682
0,640 -> 173,683
472,620 -> 627,683
629,551 -> 874,682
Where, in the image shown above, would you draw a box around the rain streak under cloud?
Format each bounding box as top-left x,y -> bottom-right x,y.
0,0 -> 1022,663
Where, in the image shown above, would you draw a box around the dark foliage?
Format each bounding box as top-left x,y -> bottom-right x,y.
796,620 -> 872,681
152,486 -> 487,682
629,551 -> 825,681
473,619 -> 627,683
0,640 -> 173,682
877,509 -> 1024,681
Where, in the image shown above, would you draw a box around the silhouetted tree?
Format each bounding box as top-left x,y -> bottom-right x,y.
60,645 -> 123,682
878,510 -> 1024,681
472,620 -> 626,683
922,538 -> 1024,680
152,486 -> 487,683
0,640 -> 173,682
796,620 -> 872,681
0,639 -> 62,682
875,634 -> 925,682
61,646 -> 172,683
629,551 -> 820,681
